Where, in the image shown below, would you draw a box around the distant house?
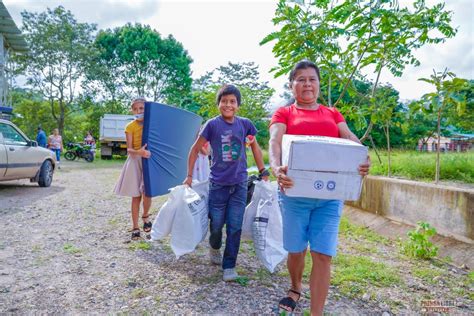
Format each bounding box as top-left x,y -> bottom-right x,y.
417,133 -> 473,152
0,2 -> 28,119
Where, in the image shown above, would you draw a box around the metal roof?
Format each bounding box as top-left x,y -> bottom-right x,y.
0,2 -> 28,52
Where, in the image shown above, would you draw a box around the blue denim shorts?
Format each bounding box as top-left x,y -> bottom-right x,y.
278,193 -> 343,256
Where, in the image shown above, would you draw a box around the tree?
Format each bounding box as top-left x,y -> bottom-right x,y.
261,0 -> 457,141
406,102 -> 438,149
416,69 -> 469,183
444,80 -> 474,132
10,89 -> 55,139
189,62 -> 275,148
16,6 -> 96,136
88,24 -> 193,106
372,86 -> 400,176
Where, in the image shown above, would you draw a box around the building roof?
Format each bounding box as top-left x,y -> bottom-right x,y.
0,2 -> 28,52
451,133 -> 474,140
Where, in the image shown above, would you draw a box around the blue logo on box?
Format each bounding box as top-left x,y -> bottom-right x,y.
314,180 -> 324,190
327,181 -> 336,191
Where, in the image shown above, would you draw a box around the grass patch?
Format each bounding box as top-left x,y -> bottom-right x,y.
131,288 -> 148,299
331,254 -> 401,298
251,267 -> 274,286
63,243 -> 81,254
235,276 -> 250,286
128,241 -> 152,251
339,217 -> 391,245
369,150 -> 474,183
411,267 -> 443,285
108,217 -> 121,227
31,244 -> 42,252
195,271 -> 221,284
160,241 -> 173,254
468,271 -> 474,283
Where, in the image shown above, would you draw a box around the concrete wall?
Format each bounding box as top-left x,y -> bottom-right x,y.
347,176 -> 474,243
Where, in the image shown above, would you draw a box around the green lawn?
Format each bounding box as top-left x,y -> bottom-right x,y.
369,150 -> 474,184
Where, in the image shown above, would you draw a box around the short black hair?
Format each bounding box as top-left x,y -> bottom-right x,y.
289,60 -> 321,83
216,84 -> 241,106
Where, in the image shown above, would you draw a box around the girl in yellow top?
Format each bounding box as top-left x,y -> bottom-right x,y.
114,98 -> 153,240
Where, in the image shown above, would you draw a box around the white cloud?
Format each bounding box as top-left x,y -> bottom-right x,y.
4,0 -> 473,103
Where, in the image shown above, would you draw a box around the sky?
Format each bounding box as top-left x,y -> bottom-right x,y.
4,0 -> 474,106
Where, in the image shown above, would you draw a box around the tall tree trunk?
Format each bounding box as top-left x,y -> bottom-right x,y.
369,135 -> 382,164
435,108 -> 442,184
384,122 -> 391,177
328,74 -> 332,107
59,99 -> 65,138
360,64 -> 384,142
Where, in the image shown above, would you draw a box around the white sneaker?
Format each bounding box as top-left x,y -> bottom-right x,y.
209,248 -> 222,265
223,268 -> 239,282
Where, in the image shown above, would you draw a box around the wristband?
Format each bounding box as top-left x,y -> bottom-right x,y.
186,175 -> 192,178
259,168 -> 270,177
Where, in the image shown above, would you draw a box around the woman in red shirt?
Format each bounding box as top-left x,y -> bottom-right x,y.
269,60 -> 370,315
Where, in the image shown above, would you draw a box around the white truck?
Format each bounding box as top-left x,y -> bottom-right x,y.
99,114 -> 134,159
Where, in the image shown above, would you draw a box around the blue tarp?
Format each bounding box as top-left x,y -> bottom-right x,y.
0,106 -> 13,114
142,102 -> 202,197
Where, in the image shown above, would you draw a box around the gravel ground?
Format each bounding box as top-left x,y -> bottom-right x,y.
0,161 -> 472,314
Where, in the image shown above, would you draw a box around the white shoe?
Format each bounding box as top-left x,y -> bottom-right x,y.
223,268 -> 239,281
209,248 -> 222,265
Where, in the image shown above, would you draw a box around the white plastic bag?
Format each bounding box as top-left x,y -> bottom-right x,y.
251,181 -> 287,273
150,185 -> 182,240
242,178 -> 262,240
170,181 -> 209,258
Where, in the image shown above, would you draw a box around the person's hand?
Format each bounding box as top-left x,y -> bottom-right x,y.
258,168 -> 270,182
275,166 -> 293,190
139,144 -> 151,158
182,175 -> 192,187
245,135 -> 255,146
358,155 -> 371,177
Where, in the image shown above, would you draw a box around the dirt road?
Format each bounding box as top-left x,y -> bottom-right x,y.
0,161 -> 471,314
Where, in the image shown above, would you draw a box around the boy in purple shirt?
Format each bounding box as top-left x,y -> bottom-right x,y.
183,84 -> 269,281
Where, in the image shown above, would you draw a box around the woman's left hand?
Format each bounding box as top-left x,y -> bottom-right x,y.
358,156 -> 371,176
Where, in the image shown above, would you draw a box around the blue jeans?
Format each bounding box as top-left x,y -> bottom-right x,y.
50,148 -> 61,161
208,180 -> 247,269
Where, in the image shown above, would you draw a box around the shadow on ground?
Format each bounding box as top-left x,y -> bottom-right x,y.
0,180 -> 65,214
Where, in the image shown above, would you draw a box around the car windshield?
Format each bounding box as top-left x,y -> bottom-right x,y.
0,123 -> 28,146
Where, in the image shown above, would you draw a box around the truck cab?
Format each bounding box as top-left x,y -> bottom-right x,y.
99,114 -> 134,159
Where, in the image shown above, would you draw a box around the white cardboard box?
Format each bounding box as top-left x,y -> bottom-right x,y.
282,135 -> 368,200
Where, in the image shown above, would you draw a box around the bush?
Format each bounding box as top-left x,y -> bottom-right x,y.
402,222 -> 439,260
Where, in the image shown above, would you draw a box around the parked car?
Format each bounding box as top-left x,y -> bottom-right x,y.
0,119 -> 56,187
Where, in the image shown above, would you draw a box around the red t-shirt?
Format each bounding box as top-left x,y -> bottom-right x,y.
270,104 -> 345,137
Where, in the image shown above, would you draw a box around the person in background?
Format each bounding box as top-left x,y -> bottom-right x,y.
36,127 -> 47,148
114,98 -> 153,240
84,130 -> 96,157
84,131 -> 95,146
48,128 -> 63,169
269,60 -> 370,315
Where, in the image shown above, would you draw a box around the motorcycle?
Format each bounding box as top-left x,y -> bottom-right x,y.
64,142 -> 95,162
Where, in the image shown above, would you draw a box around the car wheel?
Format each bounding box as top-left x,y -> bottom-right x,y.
64,151 -> 76,161
38,160 -> 53,187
